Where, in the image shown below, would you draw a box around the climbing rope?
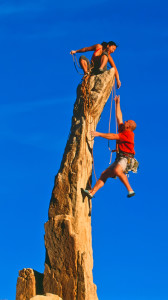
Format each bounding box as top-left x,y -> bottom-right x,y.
108,80 -> 118,164
72,54 -> 117,185
72,54 -> 84,75
82,74 -> 117,186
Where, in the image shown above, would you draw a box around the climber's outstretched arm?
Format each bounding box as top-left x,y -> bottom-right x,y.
70,45 -> 98,55
114,95 -> 123,125
91,131 -> 120,140
108,55 -> 121,89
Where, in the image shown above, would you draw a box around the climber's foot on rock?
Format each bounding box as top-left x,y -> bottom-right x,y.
82,189 -> 94,199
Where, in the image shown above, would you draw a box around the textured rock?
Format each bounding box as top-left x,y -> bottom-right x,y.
15,69 -> 115,300
43,69 -> 115,300
16,268 -> 44,300
30,293 -> 62,300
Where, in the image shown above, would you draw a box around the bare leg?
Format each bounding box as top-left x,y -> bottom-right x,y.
87,163 -> 133,197
88,167 -> 116,196
100,55 -> 108,70
79,58 -> 88,74
114,165 -> 133,192
89,179 -> 104,196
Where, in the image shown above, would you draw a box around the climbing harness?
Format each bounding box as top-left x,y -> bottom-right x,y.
116,151 -> 139,175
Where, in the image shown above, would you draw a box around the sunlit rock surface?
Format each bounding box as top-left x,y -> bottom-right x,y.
16,68 -> 115,300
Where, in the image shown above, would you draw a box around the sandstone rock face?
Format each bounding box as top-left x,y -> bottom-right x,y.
43,69 -> 115,300
15,69 -> 115,300
30,293 -> 62,300
16,268 -> 44,300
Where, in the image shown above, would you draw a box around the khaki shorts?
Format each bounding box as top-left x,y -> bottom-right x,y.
108,157 -> 138,174
79,54 -> 108,73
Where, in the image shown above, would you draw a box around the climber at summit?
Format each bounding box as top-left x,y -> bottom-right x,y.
70,41 -> 121,88
83,95 -> 138,199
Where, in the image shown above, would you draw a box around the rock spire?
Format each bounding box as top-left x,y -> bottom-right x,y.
16,68 -> 115,300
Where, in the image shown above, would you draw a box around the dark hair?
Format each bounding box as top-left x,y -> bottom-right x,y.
101,41 -> 108,49
108,41 -> 118,47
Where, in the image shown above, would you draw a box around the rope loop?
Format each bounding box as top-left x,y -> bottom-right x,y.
72,54 -> 84,75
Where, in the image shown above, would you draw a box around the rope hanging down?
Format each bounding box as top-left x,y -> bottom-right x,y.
108,80 -> 118,164
72,54 -> 84,75
72,54 -> 117,184
82,76 -> 118,185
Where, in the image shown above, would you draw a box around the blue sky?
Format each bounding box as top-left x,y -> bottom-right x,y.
0,1 -> 168,300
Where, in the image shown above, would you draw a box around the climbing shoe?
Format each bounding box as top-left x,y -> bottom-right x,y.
127,191 -> 135,198
82,189 -> 94,199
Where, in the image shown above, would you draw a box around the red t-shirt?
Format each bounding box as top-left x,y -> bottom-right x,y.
117,124 -> 135,154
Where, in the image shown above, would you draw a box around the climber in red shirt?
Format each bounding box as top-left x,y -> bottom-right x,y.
83,95 -> 138,199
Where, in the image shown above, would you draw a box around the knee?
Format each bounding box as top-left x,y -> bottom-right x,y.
79,55 -> 86,61
79,57 -> 84,66
79,56 -> 85,65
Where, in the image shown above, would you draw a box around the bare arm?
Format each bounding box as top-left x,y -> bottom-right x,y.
91,131 -> 120,140
70,44 -> 98,55
108,55 -> 121,89
114,95 -> 123,125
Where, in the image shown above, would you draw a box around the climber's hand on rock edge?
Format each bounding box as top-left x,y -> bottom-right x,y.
90,131 -> 99,137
